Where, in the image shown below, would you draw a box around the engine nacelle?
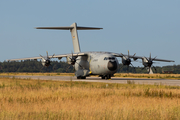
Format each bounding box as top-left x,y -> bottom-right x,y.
66,56 -> 76,65
122,56 -> 131,66
66,56 -> 72,65
142,57 -> 152,68
142,57 -> 147,67
41,58 -> 50,67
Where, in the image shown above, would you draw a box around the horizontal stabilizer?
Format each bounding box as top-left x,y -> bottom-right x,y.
77,26 -> 103,30
36,26 -> 103,30
36,23 -> 103,53
36,27 -> 74,30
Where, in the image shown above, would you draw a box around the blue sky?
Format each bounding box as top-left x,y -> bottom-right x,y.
0,0 -> 179,67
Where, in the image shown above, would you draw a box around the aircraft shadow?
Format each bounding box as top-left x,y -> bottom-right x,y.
86,77 -> 165,81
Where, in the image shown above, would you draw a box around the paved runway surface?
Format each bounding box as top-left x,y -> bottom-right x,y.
6,75 -> 180,86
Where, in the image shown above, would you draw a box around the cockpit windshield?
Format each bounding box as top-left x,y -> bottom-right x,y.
104,57 -> 115,60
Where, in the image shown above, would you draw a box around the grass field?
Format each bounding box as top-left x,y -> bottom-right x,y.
114,73 -> 180,79
0,77 -> 180,119
1,72 -> 180,79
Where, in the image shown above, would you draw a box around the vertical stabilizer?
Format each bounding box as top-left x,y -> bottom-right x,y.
70,23 -> 81,53
36,23 -> 103,53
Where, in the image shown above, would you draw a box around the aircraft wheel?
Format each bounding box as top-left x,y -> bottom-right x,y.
105,75 -> 111,80
77,76 -> 81,79
101,76 -> 105,79
77,76 -> 86,79
81,76 -> 86,79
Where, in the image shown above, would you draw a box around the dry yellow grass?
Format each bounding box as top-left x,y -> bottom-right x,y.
0,77 -> 180,119
114,73 -> 180,79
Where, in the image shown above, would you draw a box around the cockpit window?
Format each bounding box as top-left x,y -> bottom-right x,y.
104,57 -> 115,60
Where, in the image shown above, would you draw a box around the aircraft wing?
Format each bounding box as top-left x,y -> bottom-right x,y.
112,53 -> 175,62
7,52 -> 87,62
53,52 -> 87,59
7,56 -> 42,61
144,58 -> 175,62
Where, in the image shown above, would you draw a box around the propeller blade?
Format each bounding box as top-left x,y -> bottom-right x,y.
130,63 -> 135,68
71,50 -> 74,58
128,50 -> 129,58
75,61 -> 83,68
133,53 -> 136,57
127,65 -> 129,73
149,53 -> 151,60
46,51 -> 48,58
121,53 -> 124,57
119,65 -> 124,70
152,56 -> 157,61
40,66 -> 44,72
153,66 -> 157,73
133,53 -> 138,61
69,56 -> 72,60
51,54 -> 55,58
130,63 -> 136,73
144,56 -> 149,61
39,54 -> 44,58
66,65 -> 71,72
73,67 -> 75,73
142,67 -> 145,70
46,66 -> 49,72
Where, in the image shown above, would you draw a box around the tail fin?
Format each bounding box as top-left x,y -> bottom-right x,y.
70,23 -> 81,53
36,23 -> 103,53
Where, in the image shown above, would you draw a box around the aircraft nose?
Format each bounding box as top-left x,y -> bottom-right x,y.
108,61 -> 117,71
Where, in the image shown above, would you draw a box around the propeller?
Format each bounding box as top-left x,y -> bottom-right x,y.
39,51 -> 55,67
120,50 -> 136,72
142,53 -> 157,74
66,51 -> 83,73
69,51 -> 78,65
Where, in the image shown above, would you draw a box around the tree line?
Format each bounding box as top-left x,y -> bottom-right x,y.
0,60 -> 179,74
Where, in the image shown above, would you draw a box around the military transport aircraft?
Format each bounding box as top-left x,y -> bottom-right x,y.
7,23 -> 174,79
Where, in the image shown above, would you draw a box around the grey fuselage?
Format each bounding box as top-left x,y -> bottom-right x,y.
74,52 -> 119,77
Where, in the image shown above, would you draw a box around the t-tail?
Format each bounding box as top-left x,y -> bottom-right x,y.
36,23 -> 103,53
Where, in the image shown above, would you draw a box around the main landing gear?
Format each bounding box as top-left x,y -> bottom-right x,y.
101,75 -> 111,80
77,76 -> 86,79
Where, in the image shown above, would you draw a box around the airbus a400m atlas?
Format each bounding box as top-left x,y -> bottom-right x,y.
7,23 -> 174,79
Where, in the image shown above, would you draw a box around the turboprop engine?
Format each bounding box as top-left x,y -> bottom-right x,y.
40,51 -> 55,67
121,50 -> 136,71
142,53 -> 157,74
66,52 -> 80,65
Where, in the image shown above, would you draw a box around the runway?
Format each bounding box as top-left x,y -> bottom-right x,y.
6,75 -> 180,86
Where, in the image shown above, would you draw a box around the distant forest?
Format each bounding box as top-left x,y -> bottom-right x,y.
0,60 -> 179,74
